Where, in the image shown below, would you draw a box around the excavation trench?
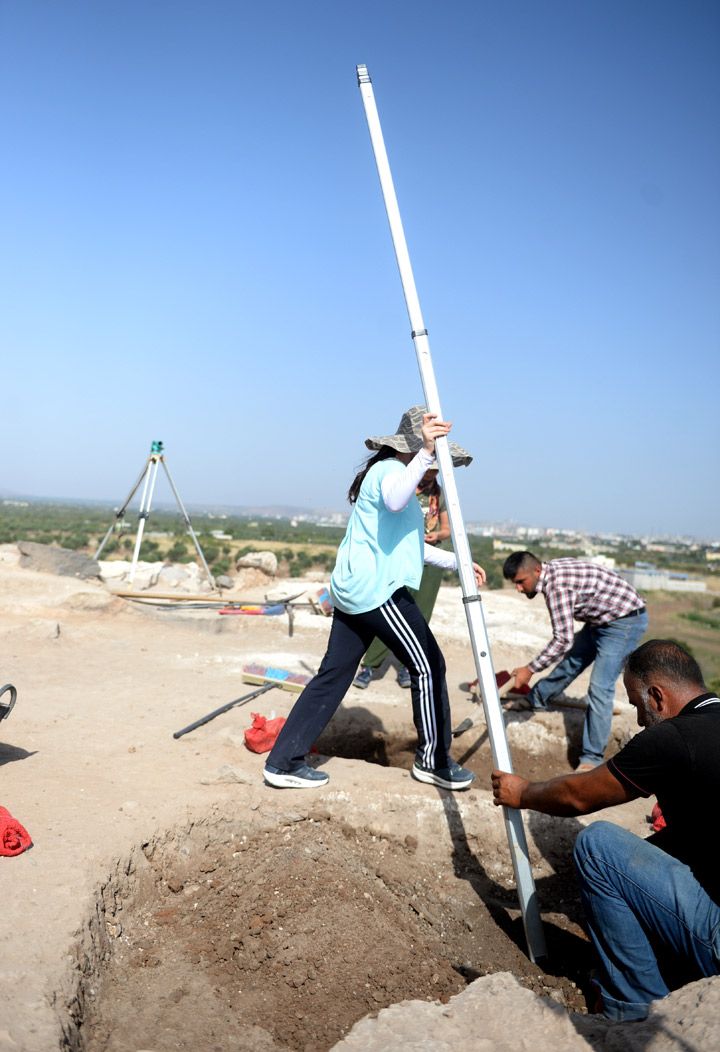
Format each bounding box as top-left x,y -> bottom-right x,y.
313,698 -> 621,783
71,803 -> 596,1052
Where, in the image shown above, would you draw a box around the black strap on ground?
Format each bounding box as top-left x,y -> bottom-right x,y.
173,682 -> 276,739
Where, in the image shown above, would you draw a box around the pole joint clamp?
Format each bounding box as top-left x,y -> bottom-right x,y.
462,594 -> 483,605
411,328 -> 428,338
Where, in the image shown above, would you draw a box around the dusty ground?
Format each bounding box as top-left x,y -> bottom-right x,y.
0,546 -> 716,1051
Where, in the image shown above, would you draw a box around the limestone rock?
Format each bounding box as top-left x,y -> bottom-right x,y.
132,567 -> 162,591
200,764 -> 252,785
0,543 -> 21,566
99,559 -> 166,590
62,591 -> 118,612
334,970 -> 720,1052
572,975 -> 720,1051
16,542 -> 101,579
157,565 -> 192,588
236,551 -> 277,577
6,618 -> 62,640
97,560 -> 128,582
333,972 -> 593,1051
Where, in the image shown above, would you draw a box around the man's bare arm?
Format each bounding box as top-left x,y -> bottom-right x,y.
491,763 -> 638,816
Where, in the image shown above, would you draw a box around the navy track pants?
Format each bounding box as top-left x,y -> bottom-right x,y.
266,587 -> 452,771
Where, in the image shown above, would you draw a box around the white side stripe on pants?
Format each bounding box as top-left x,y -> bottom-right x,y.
380,597 -> 438,767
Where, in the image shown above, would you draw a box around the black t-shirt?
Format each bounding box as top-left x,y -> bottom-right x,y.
608,693 -> 720,905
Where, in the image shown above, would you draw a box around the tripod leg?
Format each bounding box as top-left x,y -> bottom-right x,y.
161,459 -> 217,590
95,460 -> 151,559
129,457 -> 161,586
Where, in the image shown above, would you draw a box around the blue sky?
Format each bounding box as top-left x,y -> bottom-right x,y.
1,1 -> 718,537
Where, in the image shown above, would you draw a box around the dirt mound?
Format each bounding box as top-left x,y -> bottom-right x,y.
79,816 -> 587,1052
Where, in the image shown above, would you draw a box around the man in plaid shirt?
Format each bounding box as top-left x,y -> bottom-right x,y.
503,551 -> 648,769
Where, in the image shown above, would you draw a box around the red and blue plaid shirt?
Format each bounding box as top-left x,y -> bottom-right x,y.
529,558 -> 644,672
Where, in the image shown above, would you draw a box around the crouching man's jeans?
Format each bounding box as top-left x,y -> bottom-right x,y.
573,822 -> 720,1021
529,610 -> 648,765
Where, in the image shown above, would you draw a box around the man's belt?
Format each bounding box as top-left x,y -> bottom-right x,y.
616,606 -> 646,620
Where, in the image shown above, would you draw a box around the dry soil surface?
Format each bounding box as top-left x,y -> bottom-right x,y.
0,546 -> 717,1052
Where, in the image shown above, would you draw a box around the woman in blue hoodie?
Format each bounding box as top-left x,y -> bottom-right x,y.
263,407 -> 485,791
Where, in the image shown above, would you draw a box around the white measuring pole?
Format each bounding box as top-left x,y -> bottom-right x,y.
356,64 -> 546,962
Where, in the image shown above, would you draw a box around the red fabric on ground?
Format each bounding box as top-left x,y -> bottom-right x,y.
244,713 -> 287,754
651,801 -> 666,833
0,806 -> 32,857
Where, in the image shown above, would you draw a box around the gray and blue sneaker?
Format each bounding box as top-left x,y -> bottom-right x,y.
263,762 -> 329,789
353,666 -> 373,689
411,761 -> 475,791
396,667 -> 412,688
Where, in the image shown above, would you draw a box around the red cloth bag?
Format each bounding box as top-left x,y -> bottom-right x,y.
650,801 -> 666,833
244,712 -> 287,754
0,806 -> 32,857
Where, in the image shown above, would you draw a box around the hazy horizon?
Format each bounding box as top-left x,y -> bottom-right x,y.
3,485 -> 717,544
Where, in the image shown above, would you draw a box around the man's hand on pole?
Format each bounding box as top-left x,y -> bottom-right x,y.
511,665 -> 533,691
473,563 -> 486,588
491,770 -> 528,809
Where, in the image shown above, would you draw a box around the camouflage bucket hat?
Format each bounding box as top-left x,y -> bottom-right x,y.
364,405 -> 472,467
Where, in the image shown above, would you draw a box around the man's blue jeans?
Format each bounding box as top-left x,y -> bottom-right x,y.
574,822 -> 720,1021
528,611 -> 648,765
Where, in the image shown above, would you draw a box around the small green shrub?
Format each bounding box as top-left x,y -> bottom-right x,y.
680,611 -> 720,631
62,533 -> 90,550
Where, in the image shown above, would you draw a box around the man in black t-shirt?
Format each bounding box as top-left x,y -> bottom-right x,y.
491,639 -> 720,1022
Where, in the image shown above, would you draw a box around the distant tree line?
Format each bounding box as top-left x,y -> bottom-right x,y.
1,501 -> 715,589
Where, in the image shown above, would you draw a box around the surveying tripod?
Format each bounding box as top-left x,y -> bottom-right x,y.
95,441 -> 216,590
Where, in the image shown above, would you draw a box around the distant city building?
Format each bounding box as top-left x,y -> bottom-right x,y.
492,540 -> 517,552
618,565 -> 706,593
589,554 -> 616,570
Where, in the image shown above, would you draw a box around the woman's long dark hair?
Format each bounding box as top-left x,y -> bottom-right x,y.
347,446 -> 397,504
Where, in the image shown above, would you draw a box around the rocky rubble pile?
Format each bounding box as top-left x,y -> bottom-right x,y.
98,559 -> 214,592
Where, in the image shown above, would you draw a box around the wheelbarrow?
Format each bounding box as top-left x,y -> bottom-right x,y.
0,684 -> 17,723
